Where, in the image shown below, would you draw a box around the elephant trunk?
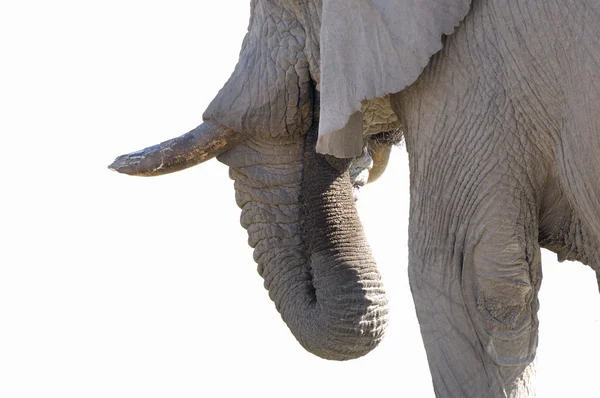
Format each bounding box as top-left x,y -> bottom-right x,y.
217,124 -> 388,360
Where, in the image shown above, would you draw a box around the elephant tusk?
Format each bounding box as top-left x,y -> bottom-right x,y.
108,120 -> 245,176
367,129 -> 402,183
367,141 -> 392,183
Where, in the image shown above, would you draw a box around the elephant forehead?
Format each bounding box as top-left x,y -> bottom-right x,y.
203,0 -> 313,139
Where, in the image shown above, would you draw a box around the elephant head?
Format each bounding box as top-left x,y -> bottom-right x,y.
109,0 -> 466,361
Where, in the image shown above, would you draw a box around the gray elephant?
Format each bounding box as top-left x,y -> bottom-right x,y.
110,0 -> 600,396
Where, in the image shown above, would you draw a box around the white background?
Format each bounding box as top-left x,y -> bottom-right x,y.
1,2 -> 599,397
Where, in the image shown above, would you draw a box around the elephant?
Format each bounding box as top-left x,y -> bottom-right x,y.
109,0 -> 600,396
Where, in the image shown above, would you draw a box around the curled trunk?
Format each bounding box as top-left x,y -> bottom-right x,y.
217,123 -> 388,360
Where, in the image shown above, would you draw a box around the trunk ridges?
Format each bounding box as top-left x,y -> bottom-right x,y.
217,129 -> 388,360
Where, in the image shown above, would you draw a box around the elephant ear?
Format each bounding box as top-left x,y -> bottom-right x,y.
316,0 -> 472,157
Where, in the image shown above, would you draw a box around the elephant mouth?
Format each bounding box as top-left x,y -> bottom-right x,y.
349,150 -> 374,201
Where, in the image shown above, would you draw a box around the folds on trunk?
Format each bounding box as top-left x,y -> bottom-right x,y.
217,123 -> 389,360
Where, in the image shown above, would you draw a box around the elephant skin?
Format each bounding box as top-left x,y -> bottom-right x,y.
111,0 -> 600,396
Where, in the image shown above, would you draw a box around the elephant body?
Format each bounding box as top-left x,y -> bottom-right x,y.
393,1 -> 600,394
112,0 -> 600,396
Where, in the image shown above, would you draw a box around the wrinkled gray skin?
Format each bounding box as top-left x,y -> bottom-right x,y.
113,0 -> 600,396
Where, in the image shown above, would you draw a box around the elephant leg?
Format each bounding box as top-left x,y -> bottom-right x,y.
409,185 -> 541,397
